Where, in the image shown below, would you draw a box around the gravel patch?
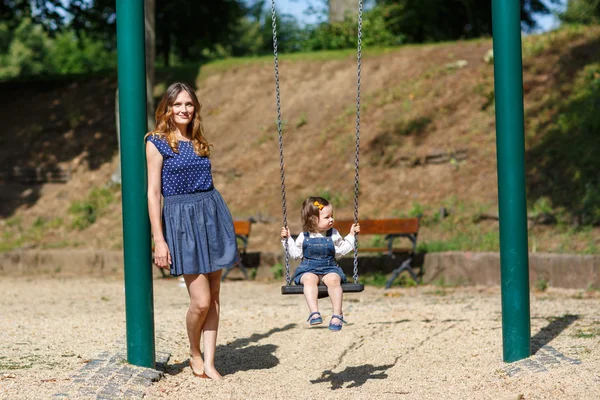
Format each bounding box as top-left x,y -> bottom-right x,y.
1,277 -> 600,399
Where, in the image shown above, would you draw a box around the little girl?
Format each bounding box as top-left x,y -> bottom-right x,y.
281,196 -> 360,331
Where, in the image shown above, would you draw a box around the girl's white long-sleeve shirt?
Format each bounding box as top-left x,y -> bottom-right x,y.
281,229 -> 356,259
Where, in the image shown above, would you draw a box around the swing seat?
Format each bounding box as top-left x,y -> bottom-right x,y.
281,283 -> 364,296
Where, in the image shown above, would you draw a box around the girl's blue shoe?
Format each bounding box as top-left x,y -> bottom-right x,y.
307,311 -> 323,325
328,314 -> 347,331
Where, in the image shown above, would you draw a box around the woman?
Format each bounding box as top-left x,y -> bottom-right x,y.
145,82 -> 239,380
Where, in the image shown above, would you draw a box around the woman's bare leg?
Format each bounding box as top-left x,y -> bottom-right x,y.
184,274 -> 211,376
201,270 -> 223,380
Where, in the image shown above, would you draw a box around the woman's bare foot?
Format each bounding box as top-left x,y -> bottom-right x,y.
189,354 -> 207,378
203,365 -> 223,380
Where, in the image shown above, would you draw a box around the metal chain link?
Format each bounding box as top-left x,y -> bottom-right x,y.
352,0 -> 363,284
271,0 -> 291,285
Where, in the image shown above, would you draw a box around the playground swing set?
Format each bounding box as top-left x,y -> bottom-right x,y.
116,0 -> 534,368
270,0 -> 366,296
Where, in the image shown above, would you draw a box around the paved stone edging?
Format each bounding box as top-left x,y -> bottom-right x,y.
53,350 -> 170,399
504,345 -> 581,377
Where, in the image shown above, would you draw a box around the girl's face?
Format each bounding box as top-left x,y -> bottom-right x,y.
171,91 -> 195,127
316,204 -> 334,232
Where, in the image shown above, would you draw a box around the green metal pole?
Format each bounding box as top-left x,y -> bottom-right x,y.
491,0 -> 531,362
116,0 -> 155,368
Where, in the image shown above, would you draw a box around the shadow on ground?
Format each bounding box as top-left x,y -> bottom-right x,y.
310,362 -> 398,390
162,324 -> 296,377
531,314 -> 579,355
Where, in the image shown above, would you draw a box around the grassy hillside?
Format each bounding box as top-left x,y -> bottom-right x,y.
0,25 -> 598,255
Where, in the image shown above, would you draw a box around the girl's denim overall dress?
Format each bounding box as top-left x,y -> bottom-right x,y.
293,229 -> 348,285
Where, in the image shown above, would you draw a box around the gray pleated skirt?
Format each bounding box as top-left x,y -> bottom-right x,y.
163,188 -> 240,276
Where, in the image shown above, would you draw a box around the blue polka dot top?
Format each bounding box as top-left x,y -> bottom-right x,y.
147,135 -> 213,197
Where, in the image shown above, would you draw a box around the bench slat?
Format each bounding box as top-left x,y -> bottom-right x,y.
334,218 -> 419,235
233,220 -> 252,236
357,247 -> 414,253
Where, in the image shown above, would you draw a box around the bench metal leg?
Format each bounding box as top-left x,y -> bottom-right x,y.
385,258 -> 419,288
221,261 -> 249,281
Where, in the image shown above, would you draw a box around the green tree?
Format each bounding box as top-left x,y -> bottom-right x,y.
562,0 -> 600,24
0,18 -> 52,78
0,0 -> 255,65
374,0 -> 561,42
48,30 -> 116,74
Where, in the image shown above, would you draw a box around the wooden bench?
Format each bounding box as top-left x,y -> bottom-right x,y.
221,218 -> 255,281
333,218 -> 421,287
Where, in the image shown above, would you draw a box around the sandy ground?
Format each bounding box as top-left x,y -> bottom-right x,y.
1,276 -> 600,399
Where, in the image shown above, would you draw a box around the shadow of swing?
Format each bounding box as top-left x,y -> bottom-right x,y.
310,361 -> 398,390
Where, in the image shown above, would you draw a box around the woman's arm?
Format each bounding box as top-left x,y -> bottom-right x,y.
146,141 -> 171,268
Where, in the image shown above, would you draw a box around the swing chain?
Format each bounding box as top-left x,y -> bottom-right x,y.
271,0 -> 291,285
272,0 -> 363,286
353,0 -> 363,284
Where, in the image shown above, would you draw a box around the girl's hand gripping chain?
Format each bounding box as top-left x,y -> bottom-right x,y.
349,223 -> 361,236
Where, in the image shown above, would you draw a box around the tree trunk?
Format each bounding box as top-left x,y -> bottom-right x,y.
145,0 -> 156,131
112,0 -> 155,185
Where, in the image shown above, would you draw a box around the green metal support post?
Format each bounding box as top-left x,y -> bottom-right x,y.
116,0 -> 155,368
491,0 -> 531,362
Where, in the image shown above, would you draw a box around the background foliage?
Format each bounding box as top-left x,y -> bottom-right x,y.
1,0 -> 589,78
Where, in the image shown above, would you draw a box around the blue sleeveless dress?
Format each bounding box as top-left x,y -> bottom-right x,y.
147,135 -> 239,276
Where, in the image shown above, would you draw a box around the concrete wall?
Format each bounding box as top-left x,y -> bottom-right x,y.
422,252 -> 600,289
1,249 -> 599,290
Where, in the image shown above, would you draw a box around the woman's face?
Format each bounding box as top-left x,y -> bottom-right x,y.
171,90 -> 195,127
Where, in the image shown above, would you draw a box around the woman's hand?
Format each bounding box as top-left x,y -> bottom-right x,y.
350,222 -> 361,236
153,240 -> 172,269
281,227 -> 291,240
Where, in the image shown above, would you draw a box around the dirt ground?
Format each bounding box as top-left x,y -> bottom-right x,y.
4,28 -> 600,255
1,276 -> 600,399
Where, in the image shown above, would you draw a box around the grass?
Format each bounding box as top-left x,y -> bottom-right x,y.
430,276 -> 471,288
69,186 -> 118,230
400,195 -> 600,254
572,323 -> 600,339
525,55 -> 600,226
0,216 -> 67,252
0,361 -> 33,370
0,184 -> 119,252
314,188 -> 349,209
534,278 -> 549,292
417,228 -> 500,253
270,262 -> 284,280
295,112 -> 308,128
360,271 -> 417,288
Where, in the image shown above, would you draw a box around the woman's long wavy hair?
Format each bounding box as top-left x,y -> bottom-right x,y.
145,82 -> 211,157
